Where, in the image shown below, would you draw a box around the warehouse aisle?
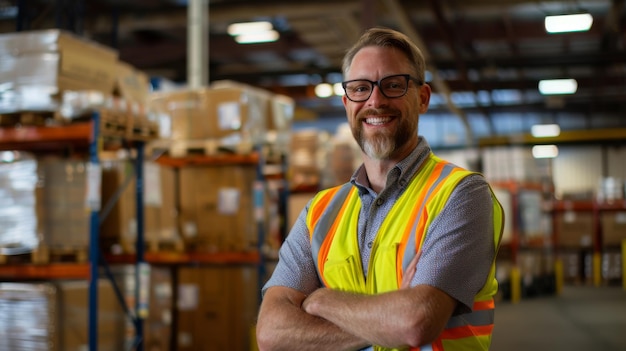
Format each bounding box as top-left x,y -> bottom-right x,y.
491,285 -> 626,351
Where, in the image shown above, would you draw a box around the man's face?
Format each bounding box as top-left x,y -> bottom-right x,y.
342,46 -> 430,160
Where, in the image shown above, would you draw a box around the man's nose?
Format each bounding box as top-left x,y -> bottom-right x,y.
367,84 -> 389,106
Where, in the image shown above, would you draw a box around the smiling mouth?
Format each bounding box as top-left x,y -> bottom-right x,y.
364,116 -> 393,125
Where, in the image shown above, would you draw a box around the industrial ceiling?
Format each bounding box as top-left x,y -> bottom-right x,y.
1,0 -> 625,146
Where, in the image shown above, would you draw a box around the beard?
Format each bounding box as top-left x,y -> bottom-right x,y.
352,107 -> 416,160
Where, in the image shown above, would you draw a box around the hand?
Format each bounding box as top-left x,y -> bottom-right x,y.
400,250 -> 422,289
301,287 -> 325,314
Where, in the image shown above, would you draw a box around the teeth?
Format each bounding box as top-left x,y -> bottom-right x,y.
365,117 -> 391,125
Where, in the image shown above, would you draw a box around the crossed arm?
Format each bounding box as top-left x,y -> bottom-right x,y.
255,253 -> 457,351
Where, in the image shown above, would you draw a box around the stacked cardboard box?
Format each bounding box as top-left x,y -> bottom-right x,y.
178,164 -> 257,253
288,129 -> 329,191
0,153 -> 39,255
0,279 -> 127,351
145,266 -> 174,351
100,157 -> 179,254
148,84 -> 271,155
601,249 -> 622,284
555,211 -> 594,248
177,265 -> 258,351
109,264 -> 174,351
601,211 -> 626,247
0,29 -> 119,113
37,157 -> 90,251
148,81 -> 295,156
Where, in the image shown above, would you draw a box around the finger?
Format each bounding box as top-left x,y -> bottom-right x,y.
401,250 -> 422,289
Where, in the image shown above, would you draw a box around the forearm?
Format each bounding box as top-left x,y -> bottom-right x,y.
302,285 -> 455,348
256,286 -> 369,351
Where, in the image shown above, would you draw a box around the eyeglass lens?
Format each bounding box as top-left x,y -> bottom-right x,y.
343,75 -> 410,101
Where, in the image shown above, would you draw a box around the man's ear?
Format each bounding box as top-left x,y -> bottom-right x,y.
418,84 -> 431,113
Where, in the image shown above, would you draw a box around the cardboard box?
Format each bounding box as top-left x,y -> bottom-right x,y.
601,211 -> 626,246
0,156 -> 40,252
148,85 -> 269,145
0,280 -> 126,351
144,266 -> 174,351
0,29 -> 118,96
114,61 -> 151,105
0,282 -> 56,350
555,211 -> 594,248
177,266 -> 258,351
100,159 -> 136,250
37,157 -> 90,249
178,165 -> 256,252
100,159 -> 178,253
148,89 -> 214,140
59,280 -> 127,351
110,264 -> 173,351
144,162 -> 178,244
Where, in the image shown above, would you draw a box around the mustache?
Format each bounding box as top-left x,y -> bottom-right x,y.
356,107 -> 400,120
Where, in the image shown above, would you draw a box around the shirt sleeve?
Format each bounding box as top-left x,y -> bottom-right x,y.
261,200 -> 322,296
412,174 -> 496,314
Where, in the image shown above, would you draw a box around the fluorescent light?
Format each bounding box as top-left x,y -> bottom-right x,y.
234,30 -> 280,44
315,83 -> 333,98
227,21 -> 273,36
227,21 -> 280,44
531,124 -> 561,138
545,13 -> 593,33
538,79 -> 578,95
333,82 -> 345,96
532,145 -> 559,159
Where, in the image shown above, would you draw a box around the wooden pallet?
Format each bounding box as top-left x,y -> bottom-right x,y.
0,111 -> 59,127
145,237 -> 185,253
99,109 -> 128,138
117,237 -> 186,255
126,116 -> 159,141
0,246 -> 88,265
148,138 -> 254,158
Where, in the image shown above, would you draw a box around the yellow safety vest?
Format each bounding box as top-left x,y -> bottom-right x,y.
306,153 -> 504,351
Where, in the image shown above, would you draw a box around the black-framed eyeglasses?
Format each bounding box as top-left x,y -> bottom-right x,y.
341,74 -> 423,102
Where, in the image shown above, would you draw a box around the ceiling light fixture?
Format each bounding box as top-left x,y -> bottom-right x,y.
227,21 -> 279,44
333,82 -> 345,96
314,83 -> 333,98
531,124 -> 561,138
234,31 -> 279,44
227,21 -> 272,36
532,145 -> 559,159
538,79 -> 578,95
545,13 -> 593,33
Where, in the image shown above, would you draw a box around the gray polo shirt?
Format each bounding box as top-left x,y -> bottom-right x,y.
263,136 -> 496,315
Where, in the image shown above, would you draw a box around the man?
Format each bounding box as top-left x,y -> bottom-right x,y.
256,27 -> 504,351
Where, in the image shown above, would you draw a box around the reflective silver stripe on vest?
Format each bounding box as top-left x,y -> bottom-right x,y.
401,162 -> 458,271
311,183 -> 354,270
420,345 -> 434,351
445,308 -> 495,329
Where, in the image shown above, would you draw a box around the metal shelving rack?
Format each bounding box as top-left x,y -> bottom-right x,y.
0,114 -> 148,351
88,111 -> 148,351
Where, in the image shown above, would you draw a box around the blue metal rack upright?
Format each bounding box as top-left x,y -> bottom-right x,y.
87,111 -> 146,351
88,111 -> 101,351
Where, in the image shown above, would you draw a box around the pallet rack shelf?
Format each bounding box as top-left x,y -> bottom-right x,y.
552,198 -> 626,287
0,113 -> 148,351
0,263 -> 91,279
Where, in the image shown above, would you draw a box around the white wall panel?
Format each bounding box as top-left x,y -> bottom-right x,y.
607,146 -> 626,179
552,146 -> 602,198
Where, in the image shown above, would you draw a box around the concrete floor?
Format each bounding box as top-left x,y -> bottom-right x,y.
491,285 -> 626,351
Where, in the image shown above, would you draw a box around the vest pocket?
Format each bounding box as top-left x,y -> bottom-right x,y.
323,255 -> 365,292
370,244 -> 400,293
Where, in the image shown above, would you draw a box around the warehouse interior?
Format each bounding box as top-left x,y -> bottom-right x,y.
0,0 -> 625,350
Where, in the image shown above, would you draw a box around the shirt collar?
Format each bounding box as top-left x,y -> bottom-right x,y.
351,136 -> 432,194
